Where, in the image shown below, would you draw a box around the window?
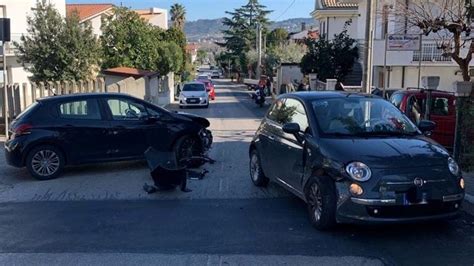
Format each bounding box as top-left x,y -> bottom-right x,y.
59,99 -> 101,120
182,83 -> 206,92
285,98 -> 309,132
107,99 -> 148,121
267,99 -> 285,123
430,97 -> 449,116
390,93 -> 404,109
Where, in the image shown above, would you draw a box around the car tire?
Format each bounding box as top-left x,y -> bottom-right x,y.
174,135 -> 204,168
26,145 -> 65,180
249,149 -> 269,187
305,176 -> 337,230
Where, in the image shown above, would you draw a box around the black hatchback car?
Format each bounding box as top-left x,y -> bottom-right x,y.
5,93 -> 212,180
249,92 -> 465,230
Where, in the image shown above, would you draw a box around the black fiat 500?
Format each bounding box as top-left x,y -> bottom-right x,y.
249,92 -> 465,230
5,93 -> 212,180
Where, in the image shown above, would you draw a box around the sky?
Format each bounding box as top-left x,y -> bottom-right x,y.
66,0 -> 315,21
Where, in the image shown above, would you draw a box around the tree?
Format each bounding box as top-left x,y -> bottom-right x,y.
170,4 -> 186,31
197,49 -> 207,64
101,7 -> 182,75
14,1 -> 101,82
267,28 -> 289,48
221,0 -> 272,75
264,42 -> 306,74
162,27 -> 187,73
301,22 -> 359,82
393,0 -> 473,82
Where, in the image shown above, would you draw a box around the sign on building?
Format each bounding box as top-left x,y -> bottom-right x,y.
386,34 -> 421,51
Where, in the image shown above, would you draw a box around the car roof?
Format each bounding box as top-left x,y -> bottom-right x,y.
394,89 -> 455,96
184,82 -> 206,85
37,92 -> 135,103
280,91 -> 376,101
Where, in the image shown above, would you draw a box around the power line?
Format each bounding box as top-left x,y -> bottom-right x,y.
274,0 -> 297,21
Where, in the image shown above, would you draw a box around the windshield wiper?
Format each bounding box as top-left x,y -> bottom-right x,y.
354,131 -> 419,137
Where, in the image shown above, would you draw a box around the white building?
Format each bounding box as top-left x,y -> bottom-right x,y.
0,0 -> 66,85
311,0 -> 474,90
66,3 -> 114,37
136,7 -> 168,30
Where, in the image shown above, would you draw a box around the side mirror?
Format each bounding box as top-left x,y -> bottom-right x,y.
282,123 -> 301,134
418,120 -> 436,133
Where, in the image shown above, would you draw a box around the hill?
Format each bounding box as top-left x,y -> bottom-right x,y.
184,17 -> 316,42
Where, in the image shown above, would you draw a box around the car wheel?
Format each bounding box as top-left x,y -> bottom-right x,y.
305,176 -> 337,230
249,149 -> 269,187
174,135 -> 203,168
26,145 -> 65,180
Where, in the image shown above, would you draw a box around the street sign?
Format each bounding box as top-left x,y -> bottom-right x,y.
386,34 -> 421,51
0,18 -> 10,42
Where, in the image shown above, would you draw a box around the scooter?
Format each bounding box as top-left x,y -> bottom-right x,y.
254,87 -> 265,107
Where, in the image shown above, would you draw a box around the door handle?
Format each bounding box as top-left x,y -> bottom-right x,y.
268,135 -> 275,140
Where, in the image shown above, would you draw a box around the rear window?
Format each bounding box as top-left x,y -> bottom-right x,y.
390,93 -> 404,109
59,99 -> 101,120
15,102 -> 39,120
183,84 -> 205,92
430,97 -> 450,116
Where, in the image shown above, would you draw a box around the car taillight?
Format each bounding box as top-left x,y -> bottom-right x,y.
13,123 -> 33,137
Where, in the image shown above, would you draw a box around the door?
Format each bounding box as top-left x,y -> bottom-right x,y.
103,97 -> 150,159
56,98 -> 110,163
427,94 -> 456,149
258,98 -> 286,179
274,98 -> 309,191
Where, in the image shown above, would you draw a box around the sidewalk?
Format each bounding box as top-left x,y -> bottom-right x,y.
464,171 -> 474,204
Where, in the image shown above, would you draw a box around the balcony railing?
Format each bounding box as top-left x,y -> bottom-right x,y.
413,43 -> 451,62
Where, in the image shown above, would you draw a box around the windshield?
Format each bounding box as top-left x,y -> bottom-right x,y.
311,97 -> 419,137
182,84 -> 206,92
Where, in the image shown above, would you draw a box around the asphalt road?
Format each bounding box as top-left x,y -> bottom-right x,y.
0,81 -> 473,265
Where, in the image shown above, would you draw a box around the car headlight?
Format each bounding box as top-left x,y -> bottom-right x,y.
345,162 -> 372,182
448,157 -> 460,176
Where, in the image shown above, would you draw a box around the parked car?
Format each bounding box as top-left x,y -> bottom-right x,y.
211,71 -> 220,79
249,92 -> 464,230
197,73 -> 211,80
5,93 -> 213,180
389,89 -> 456,150
179,82 -> 210,108
195,80 -> 216,100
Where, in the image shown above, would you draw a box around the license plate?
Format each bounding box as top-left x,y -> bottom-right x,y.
190,99 -> 198,103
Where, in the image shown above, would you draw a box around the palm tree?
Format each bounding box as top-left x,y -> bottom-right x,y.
170,3 -> 186,31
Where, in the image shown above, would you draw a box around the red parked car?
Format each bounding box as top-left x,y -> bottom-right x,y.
389,89 -> 456,150
196,80 -> 215,100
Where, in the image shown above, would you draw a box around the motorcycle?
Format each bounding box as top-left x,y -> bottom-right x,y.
254,86 -> 265,107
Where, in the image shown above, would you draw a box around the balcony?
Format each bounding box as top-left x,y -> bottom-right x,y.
373,39 -> 454,66
413,43 -> 452,62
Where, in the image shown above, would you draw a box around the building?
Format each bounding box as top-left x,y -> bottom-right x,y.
311,0 -> 474,90
186,43 -> 199,64
66,3 -> 114,37
135,7 -> 168,29
0,0 -> 66,86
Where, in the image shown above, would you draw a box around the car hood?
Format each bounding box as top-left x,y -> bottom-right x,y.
170,111 -> 210,128
319,136 -> 449,169
181,91 -> 207,98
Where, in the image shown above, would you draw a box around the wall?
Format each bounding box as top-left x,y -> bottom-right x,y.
276,65 -> 303,93
323,16 -> 358,40
148,11 -> 168,29
374,66 -> 466,90
88,15 -> 103,37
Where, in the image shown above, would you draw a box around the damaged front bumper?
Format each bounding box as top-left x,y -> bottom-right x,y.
335,179 -> 464,224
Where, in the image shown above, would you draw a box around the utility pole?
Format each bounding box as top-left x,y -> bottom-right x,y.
362,0 -> 376,93
256,22 -> 262,79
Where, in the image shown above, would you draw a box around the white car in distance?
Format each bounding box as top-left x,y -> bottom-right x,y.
179,82 -> 210,108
